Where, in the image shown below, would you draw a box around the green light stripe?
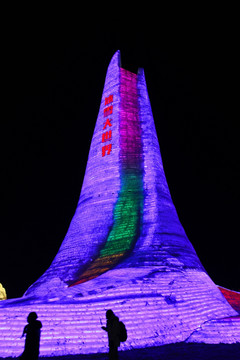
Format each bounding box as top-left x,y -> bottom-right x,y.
99,171 -> 143,257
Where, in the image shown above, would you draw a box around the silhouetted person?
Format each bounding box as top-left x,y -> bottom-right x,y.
101,309 -> 120,360
19,312 -> 42,360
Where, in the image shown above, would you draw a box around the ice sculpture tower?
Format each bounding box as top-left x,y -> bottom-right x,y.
0,51 -> 239,357
25,50 -> 205,297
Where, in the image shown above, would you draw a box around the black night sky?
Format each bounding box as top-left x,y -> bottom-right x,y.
1,13 -> 239,299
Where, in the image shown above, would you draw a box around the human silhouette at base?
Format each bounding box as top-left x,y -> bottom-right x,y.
19,312 -> 42,360
101,309 -> 120,360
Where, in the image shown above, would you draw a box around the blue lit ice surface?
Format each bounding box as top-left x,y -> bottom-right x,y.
0,51 -> 239,357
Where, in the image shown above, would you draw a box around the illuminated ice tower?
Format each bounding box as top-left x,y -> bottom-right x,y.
23,50 -> 208,294
0,51 -> 239,357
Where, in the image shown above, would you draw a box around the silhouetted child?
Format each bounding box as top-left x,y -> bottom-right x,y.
101,309 -> 120,360
19,312 -> 42,360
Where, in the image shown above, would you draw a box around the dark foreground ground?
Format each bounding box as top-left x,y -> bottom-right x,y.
1,343 -> 240,360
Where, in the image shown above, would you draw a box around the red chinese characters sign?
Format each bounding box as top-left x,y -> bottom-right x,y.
102,94 -> 113,157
